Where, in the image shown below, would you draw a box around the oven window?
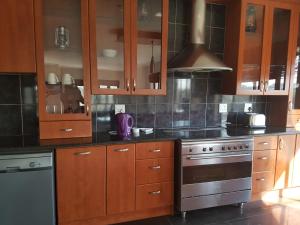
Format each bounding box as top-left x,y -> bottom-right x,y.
183,162 -> 252,184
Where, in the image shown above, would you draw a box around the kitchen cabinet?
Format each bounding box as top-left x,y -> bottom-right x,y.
223,0 -> 294,95
89,0 -> 168,95
34,0 -> 91,139
0,0 -> 36,73
274,135 -> 296,189
292,134 -> 300,186
56,146 -> 106,224
107,144 -> 135,215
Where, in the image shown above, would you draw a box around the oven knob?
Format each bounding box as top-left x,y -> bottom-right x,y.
222,146 -> 225,151
209,147 -> 213,151
245,144 -> 249,149
228,146 -> 231,150
234,146 -> 237,150
189,149 -> 193,153
203,148 -> 207,152
239,146 -> 243,149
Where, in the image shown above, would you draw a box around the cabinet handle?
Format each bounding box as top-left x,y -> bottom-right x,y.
149,165 -> 161,170
260,81 -> 264,92
279,138 -> 283,150
61,128 -> 73,132
256,178 -> 265,181
264,80 -> 269,92
74,151 -> 91,156
288,101 -> 293,112
257,156 -> 268,160
150,149 -> 161,153
86,105 -> 89,116
126,78 -> 130,91
259,142 -> 269,145
133,79 -> 136,91
149,190 -> 161,195
114,148 -> 129,152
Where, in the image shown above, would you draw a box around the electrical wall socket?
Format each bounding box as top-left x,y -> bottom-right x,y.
219,104 -> 228,113
115,104 -> 126,114
244,103 -> 253,112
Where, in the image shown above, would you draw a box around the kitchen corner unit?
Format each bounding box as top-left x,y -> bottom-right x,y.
223,0 -> 294,96
34,0 -> 92,139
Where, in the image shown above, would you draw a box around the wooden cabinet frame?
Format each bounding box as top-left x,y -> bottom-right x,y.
90,0 -> 168,96
34,0 -> 91,121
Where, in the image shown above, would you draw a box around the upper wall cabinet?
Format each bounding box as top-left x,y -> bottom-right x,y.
35,0 -> 92,139
0,0 -> 36,73
223,0 -> 294,96
90,0 -> 169,95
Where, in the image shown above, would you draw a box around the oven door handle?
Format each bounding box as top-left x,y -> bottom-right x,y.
186,154 -> 252,160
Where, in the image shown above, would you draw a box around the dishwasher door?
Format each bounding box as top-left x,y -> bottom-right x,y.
0,153 -> 56,225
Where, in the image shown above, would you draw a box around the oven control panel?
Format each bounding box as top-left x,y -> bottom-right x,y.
181,138 -> 254,155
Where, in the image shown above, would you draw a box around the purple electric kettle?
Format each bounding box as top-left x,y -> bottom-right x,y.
115,113 -> 134,137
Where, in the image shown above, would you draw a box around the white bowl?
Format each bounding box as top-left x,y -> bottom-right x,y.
102,49 -> 117,58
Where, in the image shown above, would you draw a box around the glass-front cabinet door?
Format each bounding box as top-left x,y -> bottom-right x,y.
238,2 -> 267,95
90,0 -> 131,95
36,0 -> 91,120
131,0 -> 168,95
289,12 -> 300,114
264,4 -> 293,95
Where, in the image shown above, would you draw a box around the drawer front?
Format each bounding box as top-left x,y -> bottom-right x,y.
136,182 -> 173,210
287,114 -> 300,128
253,150 -> 276,173
136,158 -> 173,185
136,141 -> 174,159
254,136 -> 278,150
252,172 -> 274,194
40,121 -> 91,139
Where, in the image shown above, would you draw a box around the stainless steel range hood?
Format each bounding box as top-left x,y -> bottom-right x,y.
168,0 -> 232,72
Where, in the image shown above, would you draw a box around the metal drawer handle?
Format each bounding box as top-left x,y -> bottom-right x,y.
149,190 -> 161,195
150,149 -> 161,153
259,142 -> 269,145
256,178 -> 265,181
114,148 -> 129,152
74,151 -> 91,156
149,165 -> 161,170
61,128 -> 73,132
257,157 -> 268,160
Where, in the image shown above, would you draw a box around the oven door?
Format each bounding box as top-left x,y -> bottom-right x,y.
181,152 -> 252,198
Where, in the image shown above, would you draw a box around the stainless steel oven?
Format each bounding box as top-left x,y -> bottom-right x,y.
175,138 -> 254,218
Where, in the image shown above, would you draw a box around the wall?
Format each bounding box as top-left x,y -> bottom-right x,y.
92,1 -> 268,133
0,75 -> 38,136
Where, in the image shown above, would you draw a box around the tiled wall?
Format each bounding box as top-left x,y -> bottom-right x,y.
0,75 -> 38,136
92,1 -> 268,132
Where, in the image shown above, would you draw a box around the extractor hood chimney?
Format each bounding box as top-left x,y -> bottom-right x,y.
168,0 -> 232,72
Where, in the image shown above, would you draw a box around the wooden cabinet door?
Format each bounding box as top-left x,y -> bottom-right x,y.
56,146 -> 106,223
35,0 -> 91,122
274,135 -> 296,189
293,134 -> 300,187
0,0 -> 36,73
107,144 -> 135,215
131,0 -> 169,95
264,2 -> 294,95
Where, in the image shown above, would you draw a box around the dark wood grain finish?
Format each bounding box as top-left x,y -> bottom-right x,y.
136,158 -> 173,185
136,182 -> 173,211
0,0 -> 36,73
274,135 -> 296,189
107,144 -> 135,215
56,146 -> 106,223
136,141 -> 174,159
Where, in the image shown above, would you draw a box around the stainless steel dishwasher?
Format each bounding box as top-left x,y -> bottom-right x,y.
0,152 -> 56,225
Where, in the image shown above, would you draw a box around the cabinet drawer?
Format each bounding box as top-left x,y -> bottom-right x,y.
136,141 -> 174,159
254,136 -> 278,150
136,158 -> 173,185
252,172 -> 274,194
40,121 -> 92,139
287,114 -> 300,128
253,150 -> 276,173
136,182 -> 173,210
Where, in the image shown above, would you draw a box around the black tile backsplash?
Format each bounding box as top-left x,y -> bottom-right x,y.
0,75 -> 38,136
92,1 -> 268,132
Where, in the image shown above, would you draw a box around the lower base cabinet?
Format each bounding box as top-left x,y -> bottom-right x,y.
56,141 -> 174,225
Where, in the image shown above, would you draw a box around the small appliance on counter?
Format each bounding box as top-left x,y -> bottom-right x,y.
229,113 -> 266,128
115,113 -> 134,137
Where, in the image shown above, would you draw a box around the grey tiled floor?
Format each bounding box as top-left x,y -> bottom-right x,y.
115,199 -> 300,225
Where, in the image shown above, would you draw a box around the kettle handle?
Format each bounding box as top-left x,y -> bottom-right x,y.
127,114 -> 134,129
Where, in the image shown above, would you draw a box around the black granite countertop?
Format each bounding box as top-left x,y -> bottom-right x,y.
0,127 -> 299,155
